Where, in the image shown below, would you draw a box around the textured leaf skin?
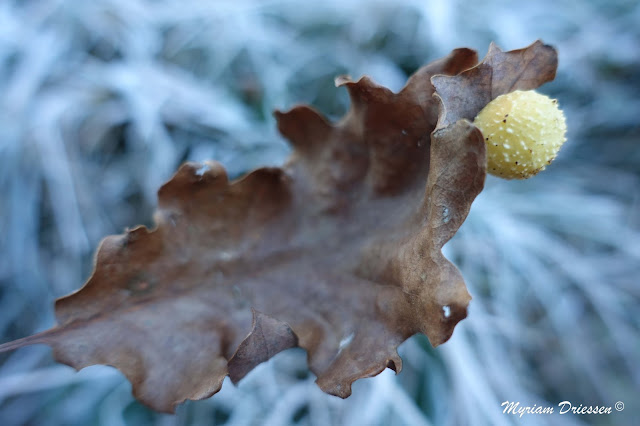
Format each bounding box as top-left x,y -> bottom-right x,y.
432,40 -> 557,129
0,41 -> 557,413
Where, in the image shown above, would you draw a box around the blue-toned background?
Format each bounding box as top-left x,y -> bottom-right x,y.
1,1 -> 638,425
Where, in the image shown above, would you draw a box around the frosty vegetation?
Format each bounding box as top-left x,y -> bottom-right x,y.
0,0 -> 638,425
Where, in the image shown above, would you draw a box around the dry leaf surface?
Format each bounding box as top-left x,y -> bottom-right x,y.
0,41 -> 557,413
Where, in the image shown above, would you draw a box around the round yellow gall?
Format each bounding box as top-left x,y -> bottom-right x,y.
473,90 -> 567,179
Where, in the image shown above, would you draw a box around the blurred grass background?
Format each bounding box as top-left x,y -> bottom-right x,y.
0,0 -> 639,425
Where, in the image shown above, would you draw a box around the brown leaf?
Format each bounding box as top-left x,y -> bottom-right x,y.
432,40 -> 557,129
0,41 -> 557,413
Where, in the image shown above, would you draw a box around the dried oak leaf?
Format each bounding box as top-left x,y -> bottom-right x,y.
1,41 -> 557,413
432,40 -> 557,129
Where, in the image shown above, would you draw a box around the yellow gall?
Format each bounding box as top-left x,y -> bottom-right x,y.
473,90 -> 567,179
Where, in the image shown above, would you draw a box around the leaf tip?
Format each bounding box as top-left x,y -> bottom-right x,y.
275,105 -> 332,153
